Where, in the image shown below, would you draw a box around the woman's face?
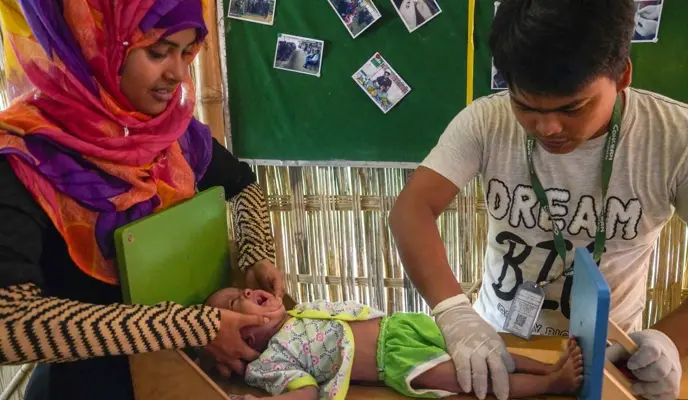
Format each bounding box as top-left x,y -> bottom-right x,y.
119,29 -> 197,116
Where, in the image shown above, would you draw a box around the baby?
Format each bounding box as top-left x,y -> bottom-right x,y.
207,288 -> 583,399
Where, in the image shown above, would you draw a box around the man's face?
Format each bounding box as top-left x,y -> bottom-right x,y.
509,67 -> 631,154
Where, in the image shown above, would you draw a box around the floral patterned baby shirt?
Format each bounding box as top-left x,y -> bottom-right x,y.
245,300 -> 385,400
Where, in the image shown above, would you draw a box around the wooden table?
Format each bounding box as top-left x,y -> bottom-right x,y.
134,333 -> 687,400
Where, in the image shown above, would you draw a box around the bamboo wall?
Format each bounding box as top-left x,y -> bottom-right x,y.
251,165 -> 688,329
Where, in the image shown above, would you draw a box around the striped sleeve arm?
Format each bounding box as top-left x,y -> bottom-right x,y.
230,183 -> 276,271
0,283 -> 221,365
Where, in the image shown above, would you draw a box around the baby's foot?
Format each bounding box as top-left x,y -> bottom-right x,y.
549,336 -> 576,373
548,338 -> 583,395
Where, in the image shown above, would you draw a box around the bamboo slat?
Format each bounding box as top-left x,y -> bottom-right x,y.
197,0 -> 228,145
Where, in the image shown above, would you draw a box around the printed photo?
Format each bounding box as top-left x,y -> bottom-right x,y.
273,34 -> 325,77
491,60 -> 508,90
391,0 -> 442,32
491,2 -> 507,90
353,53 -> 411,113
327,0 -> 382,38
228,0 -> 276,26
633,0 -> 663,43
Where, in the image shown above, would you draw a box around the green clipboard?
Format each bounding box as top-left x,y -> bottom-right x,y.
114,187 -> 231,307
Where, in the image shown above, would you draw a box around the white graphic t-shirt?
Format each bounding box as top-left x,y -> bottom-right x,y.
422,88 -> 688,335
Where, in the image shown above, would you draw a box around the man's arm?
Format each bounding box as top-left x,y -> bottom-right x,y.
389,166 -> 462,308
663,157 -> 688,359
605,148 -> 688,399
390,98 -> 486,308
652,291 -> 688,358
390,101 -> 514,400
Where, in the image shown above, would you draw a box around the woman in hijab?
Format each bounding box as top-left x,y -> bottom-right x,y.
0,0 -> 285,398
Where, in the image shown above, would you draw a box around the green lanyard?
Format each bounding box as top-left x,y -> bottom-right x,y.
526,95 -> 622,286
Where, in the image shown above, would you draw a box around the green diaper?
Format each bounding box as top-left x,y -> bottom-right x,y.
376,312 -> 455,398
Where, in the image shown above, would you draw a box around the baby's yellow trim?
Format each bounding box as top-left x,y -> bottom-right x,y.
287,305 -> 372,321
286,375 -> 317,392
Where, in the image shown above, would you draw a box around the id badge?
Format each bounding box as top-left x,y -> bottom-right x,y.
503,281 -> 545,340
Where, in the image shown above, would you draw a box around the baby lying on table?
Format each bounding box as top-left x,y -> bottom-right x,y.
207,288 -> 583,399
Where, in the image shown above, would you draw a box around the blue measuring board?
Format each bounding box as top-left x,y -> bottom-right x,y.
570,248 -> 611,400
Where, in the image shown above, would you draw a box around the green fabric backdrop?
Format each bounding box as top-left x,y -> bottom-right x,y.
226,0 -> 687,163
225,0 -> 468,163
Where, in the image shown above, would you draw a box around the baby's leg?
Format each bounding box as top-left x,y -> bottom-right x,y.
410,361 -> 462,394
411,338 -> 583,398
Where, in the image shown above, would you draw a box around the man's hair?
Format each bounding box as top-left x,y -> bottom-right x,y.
490,0 -> 636,96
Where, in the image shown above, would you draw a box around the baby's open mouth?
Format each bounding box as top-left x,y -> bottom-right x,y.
256,294 -> 268,306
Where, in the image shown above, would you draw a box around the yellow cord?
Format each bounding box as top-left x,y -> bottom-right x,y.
466,0 -> 476,106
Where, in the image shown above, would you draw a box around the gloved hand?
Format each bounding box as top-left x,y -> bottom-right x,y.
606,329 -> 681,400
432,294 -> 515,400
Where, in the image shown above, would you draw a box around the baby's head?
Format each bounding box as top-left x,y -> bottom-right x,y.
206,287 -> 287,351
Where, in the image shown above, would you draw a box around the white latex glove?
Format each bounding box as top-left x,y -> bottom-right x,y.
432,294 -> 515,400
606,329 -> 681,400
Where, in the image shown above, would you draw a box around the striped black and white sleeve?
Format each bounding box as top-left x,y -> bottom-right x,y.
197,139 -> 276,271
0,283 -> 221,365
230,183 -> 276,271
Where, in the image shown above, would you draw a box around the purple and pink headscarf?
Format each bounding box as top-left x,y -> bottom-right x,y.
0,0 -> 213,284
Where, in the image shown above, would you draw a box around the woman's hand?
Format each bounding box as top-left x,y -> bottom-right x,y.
245,259 -> 285,299
204,309 -> 268,376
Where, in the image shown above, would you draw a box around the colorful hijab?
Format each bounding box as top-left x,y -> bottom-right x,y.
0,0 -> 213,284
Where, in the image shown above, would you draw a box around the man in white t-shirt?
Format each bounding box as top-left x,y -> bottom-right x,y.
389,1 -> 688,400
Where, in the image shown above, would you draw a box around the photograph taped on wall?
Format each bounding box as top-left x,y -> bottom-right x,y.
491,2 -> 507,91
491,59 -> 507,91
273,34 -> 325,77
390,0 -> 442,33
326,0 -> 382,38
228,0 -> 276,25
353,53 -> 411,114
633,0 -> 663,43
